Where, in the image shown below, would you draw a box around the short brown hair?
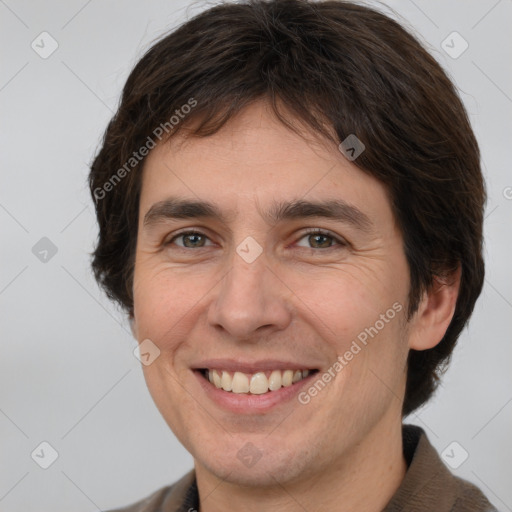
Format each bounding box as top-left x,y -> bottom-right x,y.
89,0 -> 485,416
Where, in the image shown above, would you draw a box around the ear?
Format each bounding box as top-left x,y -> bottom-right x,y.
408,265 -> 461,351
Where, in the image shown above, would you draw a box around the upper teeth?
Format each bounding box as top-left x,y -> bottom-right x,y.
207,369 -> 311,394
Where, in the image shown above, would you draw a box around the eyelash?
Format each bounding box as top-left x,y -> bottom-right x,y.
164,228 -> 347,251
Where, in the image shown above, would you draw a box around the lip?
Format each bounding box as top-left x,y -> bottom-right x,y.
191,358 -> 318,374
193,368 -> 318,414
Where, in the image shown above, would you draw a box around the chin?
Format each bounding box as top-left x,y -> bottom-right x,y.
195,442 -> 316,488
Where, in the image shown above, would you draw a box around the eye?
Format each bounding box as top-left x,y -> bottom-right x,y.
165,230 -> 214,249
164,228 -> 347,251
295,229 -> 346,250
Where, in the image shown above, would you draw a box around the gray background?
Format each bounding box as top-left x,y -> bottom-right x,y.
1,0 -> 511,510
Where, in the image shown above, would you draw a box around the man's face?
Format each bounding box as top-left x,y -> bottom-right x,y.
131,101 -> 412,486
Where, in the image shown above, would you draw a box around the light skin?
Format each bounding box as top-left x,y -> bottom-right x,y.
130,100 -> 460,511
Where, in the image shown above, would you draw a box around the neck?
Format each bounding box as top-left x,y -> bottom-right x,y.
195,415 -> 407,512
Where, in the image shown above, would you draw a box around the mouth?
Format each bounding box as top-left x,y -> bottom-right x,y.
192,366 -> 320,413
198,368 -> 318,395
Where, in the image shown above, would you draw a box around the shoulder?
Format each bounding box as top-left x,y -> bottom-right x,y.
104,485 -> 172,512
451,477 -> 500,512
384,425 -> 499,512
104,470 -> 196,512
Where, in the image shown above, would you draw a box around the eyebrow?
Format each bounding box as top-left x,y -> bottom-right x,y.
143,197 -> 373,233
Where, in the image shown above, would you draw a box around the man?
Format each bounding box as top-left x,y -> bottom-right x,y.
89,0 -> 496,510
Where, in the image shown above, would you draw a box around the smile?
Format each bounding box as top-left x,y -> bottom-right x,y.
201,368 -> 315,394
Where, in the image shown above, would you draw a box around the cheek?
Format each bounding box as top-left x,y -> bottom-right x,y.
283,259 -> 410,402
284,260 -> 407,344
132,263 -> 205,346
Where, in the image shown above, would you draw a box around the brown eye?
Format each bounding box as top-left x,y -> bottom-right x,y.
295,229 -> 346,250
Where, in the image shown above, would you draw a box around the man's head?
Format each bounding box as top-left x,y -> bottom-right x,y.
89,0 -> 484,485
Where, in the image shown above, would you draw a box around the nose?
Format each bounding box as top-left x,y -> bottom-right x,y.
207,249 -> 293,342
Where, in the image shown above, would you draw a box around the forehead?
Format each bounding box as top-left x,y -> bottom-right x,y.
138,101 -> 395,231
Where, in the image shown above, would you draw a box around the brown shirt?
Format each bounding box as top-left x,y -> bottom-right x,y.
107,425 -> 498,512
